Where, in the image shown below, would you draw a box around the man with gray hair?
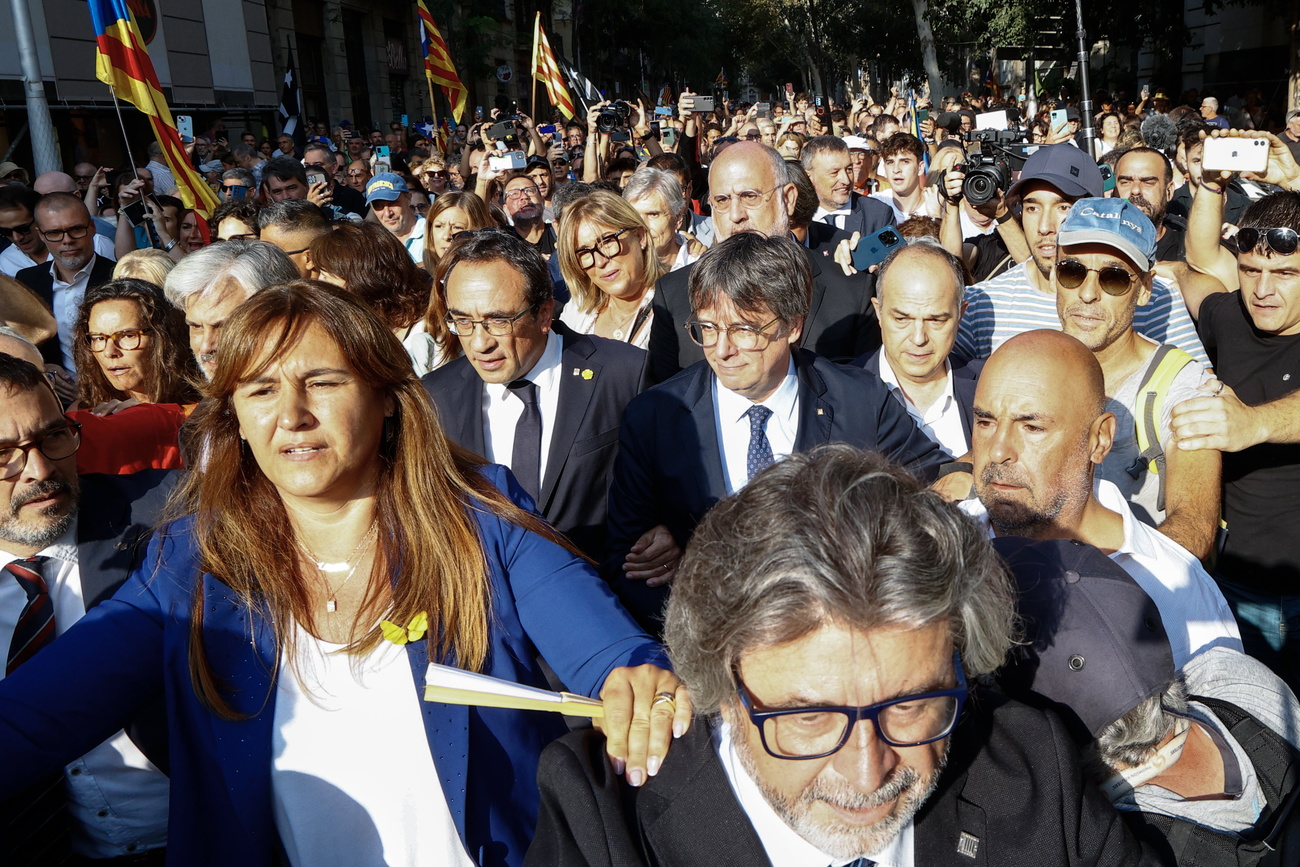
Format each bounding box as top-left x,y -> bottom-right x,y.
532,445 -> 1161,865
163,240 -> 296,378
799,134 -> 893,235
219,168 -> 256,203
997,536 -> 1300,865
647,141 -> 878,381
605,232 -> 946,632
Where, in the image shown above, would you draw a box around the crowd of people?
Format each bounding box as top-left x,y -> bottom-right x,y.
1,78 -> 1299,866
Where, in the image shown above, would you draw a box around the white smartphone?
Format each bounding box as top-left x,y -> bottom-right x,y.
1202,136 -> 1269,174
1050,108 -> 1068,132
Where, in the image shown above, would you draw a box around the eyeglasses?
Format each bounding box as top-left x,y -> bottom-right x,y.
39,224 -> 91,242
574,227 -> 633,269
445,305 -> 538,337
74,174 -> 96,183
425,170 -> 449,178
707,186 -> 777,212
685,316 -> 782,351
87,328 -> 150,352
221,184 -> 250,192
736,651 -> 968,760
345,170 -> 370,178
0,221 -> 34,238
1236,227 -> 1300,256
0,422 -> 82,481
1055,258 -> 1141,296
504,188 -> 540,201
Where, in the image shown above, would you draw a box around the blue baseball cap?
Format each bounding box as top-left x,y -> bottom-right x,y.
1007,143 -> 1104,199
365,173 -> 408,204
1058,197 -> 1158,272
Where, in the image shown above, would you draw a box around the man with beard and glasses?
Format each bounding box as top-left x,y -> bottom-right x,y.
0,352 -> 174,863
963,329 -> 1240,669
1115,147 -> 1187,263
529,444 -> 1162,866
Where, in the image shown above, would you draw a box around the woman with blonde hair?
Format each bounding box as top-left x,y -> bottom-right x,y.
556,190 -> 664,348
113,248 -> 177,287
0,280 -> 688,866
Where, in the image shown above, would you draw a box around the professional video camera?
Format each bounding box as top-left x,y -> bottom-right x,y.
959,128 -> 1037,206
596,100 -> 634,135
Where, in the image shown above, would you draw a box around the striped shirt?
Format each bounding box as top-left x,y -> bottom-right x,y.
954,262 -> 1209,366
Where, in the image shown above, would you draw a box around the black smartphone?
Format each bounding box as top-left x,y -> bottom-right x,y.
123,200 -> 148,226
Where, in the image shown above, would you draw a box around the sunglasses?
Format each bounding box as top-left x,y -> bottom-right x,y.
0,221 -> 34,238
1056,258 -> 1140,296
1236,227 -> 1299,256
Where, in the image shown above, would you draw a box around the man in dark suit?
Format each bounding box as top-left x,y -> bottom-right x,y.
529,446 -> 1161,867
423,231 -> 648,560
605,233 -> 947,631
15,193 -> 115,370
857,242 -> 981,458
801,134 -> 895,238
647,141 -> 879,382
0,351 -> 171,864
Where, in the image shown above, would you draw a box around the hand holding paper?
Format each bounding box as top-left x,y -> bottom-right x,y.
424,663 -> 605,719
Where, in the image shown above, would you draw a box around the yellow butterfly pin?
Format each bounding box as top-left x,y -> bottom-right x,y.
380,611 -> 429,645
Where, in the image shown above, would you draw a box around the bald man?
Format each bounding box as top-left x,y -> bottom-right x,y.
963,329 -> 1240,669
647,141 -> 878,381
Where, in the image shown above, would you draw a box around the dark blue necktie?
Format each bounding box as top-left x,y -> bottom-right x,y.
745,405 -> 775,482
508,379 -> 542,500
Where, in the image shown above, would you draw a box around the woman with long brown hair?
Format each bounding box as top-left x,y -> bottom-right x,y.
0,280 -> 688,866
72,278 -> 199,409
308,221 -> 443,375
420,191 -> 497,366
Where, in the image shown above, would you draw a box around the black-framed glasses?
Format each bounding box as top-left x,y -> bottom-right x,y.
0,222 -> 33,238
0,422 -> 82,481
736,651 -> 968,760
503,187 -> 540,202
221,184 -> 250,193
345,170 -> 370,178
39,224 -> 91,242
87,328 -> 150,352
574,227 -> 633,269
707,186 -> 778,212
685,316 -> 782,351
1236,226 -> 1300,257
444,305 -> 538,337
1055,258 -> 1141,296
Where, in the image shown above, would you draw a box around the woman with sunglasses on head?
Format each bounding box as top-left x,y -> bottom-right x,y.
0,280 -> 688,867
556,190 -> 665,348
72,278 -> 199,412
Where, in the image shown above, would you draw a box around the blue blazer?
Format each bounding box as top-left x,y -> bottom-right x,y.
0,465 -> 666,867
603,348 -> 950,631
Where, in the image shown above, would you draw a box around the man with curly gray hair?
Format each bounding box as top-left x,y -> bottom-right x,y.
529,445 -> 1160,866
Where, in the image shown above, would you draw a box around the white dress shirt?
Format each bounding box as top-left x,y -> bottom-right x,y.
715,719 -> 914,867
482,329 -> 563,485
670,233 -> 700,271
49,254 -> 102,371
812,205 -> 852,231
0,530 -> 169,858
400,215 -> 427,264
960,479 -> 1243,669
874,350 -> 966,458
714,359 -> 800,494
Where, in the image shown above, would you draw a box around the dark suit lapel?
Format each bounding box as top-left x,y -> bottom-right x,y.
437,362 -> 487,458
683,367 -> 727,501
792,351 -> 833,451
802,249 -> 828,350
953,361 -> 980,446
74,479 -> 133,612
540,336 -> 599,511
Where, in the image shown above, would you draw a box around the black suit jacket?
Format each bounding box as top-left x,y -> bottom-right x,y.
858,350 -> 983,450
603,348 -> 948,631
526,692 -> 1166,867
16,254 -> 117,365
647,245 -> 879,383
422,323 -> 649,560
840,189 -> 896,238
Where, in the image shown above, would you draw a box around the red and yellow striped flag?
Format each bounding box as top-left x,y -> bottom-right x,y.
532,13 -> 575,120
417,0 -> 468,124
88,0 -> 219,217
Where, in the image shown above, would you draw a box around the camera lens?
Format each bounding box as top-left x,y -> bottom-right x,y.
879,231 -> 899,246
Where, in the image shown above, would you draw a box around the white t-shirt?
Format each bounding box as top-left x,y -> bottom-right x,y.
271,624 -> 474,867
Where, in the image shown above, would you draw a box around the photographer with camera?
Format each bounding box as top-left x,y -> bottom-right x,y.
955,145 -> 1209,366
936,139 -> 1028,281
580,99 -> 662,185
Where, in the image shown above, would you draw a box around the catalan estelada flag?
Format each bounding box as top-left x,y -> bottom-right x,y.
88,0 -> 219,217
417,0 -> 468,124
532,13 -> 575,120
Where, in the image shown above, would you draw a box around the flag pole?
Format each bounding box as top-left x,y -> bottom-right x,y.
109,86 -> 142,183
530,12 -> 540,120
426,78 -> 440,152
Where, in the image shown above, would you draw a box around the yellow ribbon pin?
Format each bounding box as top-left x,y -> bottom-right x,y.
380,611 -> 429,645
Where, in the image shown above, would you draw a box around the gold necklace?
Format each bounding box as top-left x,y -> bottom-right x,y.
296,521 -> 377,613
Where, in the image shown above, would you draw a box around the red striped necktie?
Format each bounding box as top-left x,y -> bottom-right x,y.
5,556 -> 57,676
